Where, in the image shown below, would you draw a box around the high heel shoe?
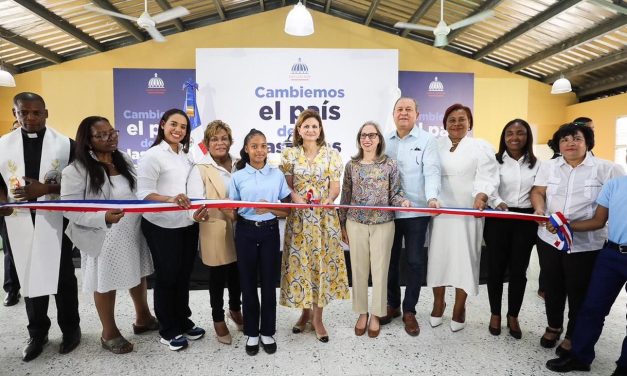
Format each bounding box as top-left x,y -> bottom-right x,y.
214,321 -> 232,345
507,315 -> 522,340
229,310 -> 244,332
430,302 -> 446,328
540,327 -> 563,348
354,313 -> 369,336
450,310 -> 466,332
488,314 -> 501,336
367,316 -> 381,338
312,322 -> 329,343
292,309 -> 313,334
292,320 -> 312,334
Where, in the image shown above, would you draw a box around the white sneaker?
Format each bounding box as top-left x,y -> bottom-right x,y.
159,335 -> 188,351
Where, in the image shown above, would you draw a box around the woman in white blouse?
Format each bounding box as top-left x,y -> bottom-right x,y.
137,109 -> 208,352
427,103 -> 498,332
531,123 -> 625,356
484,119 -> 539,339
62,116 -> 156,354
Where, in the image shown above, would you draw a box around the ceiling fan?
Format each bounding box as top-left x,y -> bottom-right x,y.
394,0 -> 495,47
84,0 -> 190,42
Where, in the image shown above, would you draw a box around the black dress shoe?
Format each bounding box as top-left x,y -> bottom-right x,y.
245,343 -> 259,356
612,366 -> 627,376
59,328 -> 81,354
22,336 -> 48,362
245,337 -> 259,356
3,290 -> 20,306
260,337 -> 277,354
546,356 -> 590,372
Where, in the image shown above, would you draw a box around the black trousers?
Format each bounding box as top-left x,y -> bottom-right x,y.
208,262 -> 241,322
141,219 -> 199,340
25,218 -> 80,339
1,217 -> 20,293
483,208 -> 537,317
537,238 -> 600,338
235,220 -> 280,337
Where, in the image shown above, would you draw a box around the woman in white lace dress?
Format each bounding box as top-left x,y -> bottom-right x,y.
61,116 -> 156,354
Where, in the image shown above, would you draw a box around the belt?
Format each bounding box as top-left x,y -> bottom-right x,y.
239,218 -> 278,227
606,241 -> 627,254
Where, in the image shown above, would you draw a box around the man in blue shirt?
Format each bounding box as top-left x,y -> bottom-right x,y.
380,97 -> 441,336
545,176 -> 627,376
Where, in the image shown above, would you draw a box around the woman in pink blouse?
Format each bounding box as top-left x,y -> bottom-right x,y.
339,121 -> 410,338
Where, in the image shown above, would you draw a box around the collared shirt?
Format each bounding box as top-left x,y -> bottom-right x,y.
187,153 -> 238,199
228,163 -> 291,221
596,176 -> 627,245
136,141 -> 194,228
186,153 -> 238,221
534,153 -> 625,252
491,152 -> 540,209
386,126 -> 440,218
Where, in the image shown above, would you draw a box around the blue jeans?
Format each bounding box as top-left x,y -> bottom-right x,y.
387,216 -> 430,314
571,247 -> 627,368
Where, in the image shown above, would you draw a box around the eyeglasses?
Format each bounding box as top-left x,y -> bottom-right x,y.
359,133 -> 379,140
91,129 -> 120,141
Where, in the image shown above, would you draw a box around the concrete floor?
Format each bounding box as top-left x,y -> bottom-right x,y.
1,249 -> 625,376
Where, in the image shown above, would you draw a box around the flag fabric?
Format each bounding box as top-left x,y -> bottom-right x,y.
548,212 -> 573,252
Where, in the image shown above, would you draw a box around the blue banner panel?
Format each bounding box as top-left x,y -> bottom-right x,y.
113,68 -> 195,163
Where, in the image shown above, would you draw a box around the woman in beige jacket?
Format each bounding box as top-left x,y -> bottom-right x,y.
187,120 -> 242,344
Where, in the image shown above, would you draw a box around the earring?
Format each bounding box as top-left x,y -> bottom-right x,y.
88,149 -> 98,160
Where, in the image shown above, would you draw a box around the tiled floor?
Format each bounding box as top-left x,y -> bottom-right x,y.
1,250 -> 625,376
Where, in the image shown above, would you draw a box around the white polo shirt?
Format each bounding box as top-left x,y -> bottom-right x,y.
136,141 -> 194,229
534,153 -> 625,253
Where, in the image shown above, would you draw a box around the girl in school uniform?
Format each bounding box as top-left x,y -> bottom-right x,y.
228,129 -> 291,356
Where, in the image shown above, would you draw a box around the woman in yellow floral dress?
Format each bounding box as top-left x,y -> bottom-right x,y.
280,109 -> 350,343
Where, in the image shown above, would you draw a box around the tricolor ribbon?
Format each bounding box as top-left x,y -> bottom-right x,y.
0,199 -> 549,222
548,211 -> 573,252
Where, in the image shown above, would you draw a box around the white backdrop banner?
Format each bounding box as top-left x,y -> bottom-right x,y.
194,48 -> 399,165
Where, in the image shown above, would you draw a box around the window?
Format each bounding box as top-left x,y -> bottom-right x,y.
615,116 -> 627,171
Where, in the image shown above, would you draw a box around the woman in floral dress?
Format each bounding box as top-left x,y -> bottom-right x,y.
280,109 -> 350,343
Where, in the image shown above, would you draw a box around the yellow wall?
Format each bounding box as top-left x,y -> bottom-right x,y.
566,93 -> 627,161
0,7 -> 581,151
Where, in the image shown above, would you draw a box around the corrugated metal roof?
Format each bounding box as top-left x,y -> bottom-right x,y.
0,0 -> 625,101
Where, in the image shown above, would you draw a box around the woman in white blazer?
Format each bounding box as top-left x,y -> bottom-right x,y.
61,116 -> 156,354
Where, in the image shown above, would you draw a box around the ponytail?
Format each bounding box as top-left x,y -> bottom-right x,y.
235,128 -> 266,171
